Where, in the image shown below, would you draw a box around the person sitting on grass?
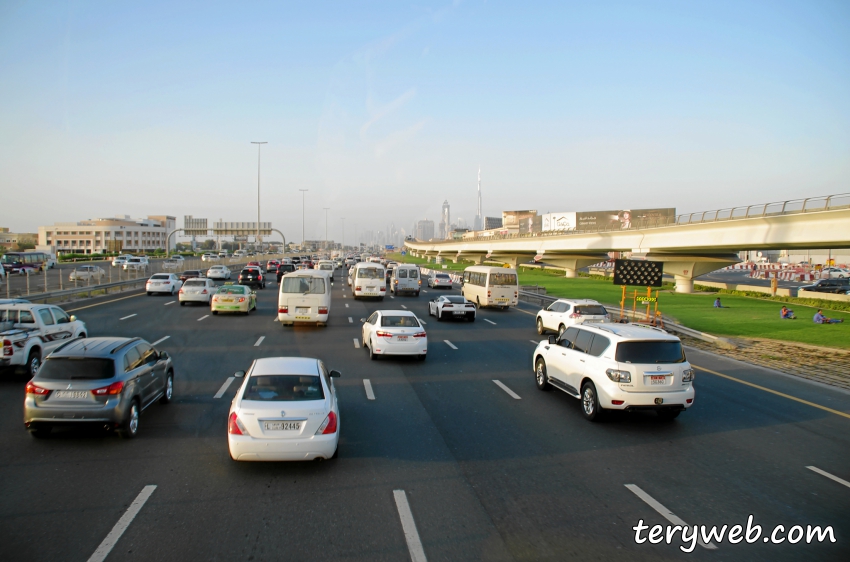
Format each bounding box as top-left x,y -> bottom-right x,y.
780,306 -> 796,319
813,309 -> 844,324
713,298 -> 727,308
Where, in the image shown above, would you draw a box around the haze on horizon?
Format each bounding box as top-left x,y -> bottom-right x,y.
1,0 -> 848,244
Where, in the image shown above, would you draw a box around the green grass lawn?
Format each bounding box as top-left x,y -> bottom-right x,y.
389,253 -> 849,349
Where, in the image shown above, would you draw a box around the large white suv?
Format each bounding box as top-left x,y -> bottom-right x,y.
536,298 -> 609,336
532,323 -> 695,421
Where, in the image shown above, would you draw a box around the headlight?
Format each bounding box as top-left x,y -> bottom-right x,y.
682,368 -> 695,383
605,368 -> 631,383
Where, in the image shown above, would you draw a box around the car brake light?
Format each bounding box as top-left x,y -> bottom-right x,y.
3,339 -> 13,356
487,291 -> 491,297
25,381 -> 50,395
228,412 -> 247,435
611,400 -> 624,405
355,286 -> 361,291
376,331 -> 392,338
418,280 -> 421,285
279,306 -> 288,313
315,411 -> 337,435
443,304 -> 453,308
238,297 -> 246,302
413,331 -> 427,338
570,312 -> 580,318
91,381 -> 124,396
163,281 -> 170,285
178,289 -> 183,294
318,307 -> 328,314
380,286 -> 386,292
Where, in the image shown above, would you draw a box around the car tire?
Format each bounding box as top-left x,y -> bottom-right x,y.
119,400 -> 140,439
657,409 -> 681,421
558,324 -> 566,338
160,372 -> 174,404
535,358 -> 551,391
581,381 -> 603,422
179,301 -> 185,306
28,424 -> 52,438
26,349 -> 41,378
468,315 -> 475,322
368,340 -> 378,361
415,291 -> 420,297
537,318 -> 545,334
417,354 -> 426,361
170,287 -> 175,295
147,292 -> 152,296
212,310 -> 218,315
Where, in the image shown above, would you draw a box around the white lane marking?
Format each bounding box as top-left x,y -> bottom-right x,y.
363,379 -> 375,400
273,317 -> 279,322
119,314 -> 137,320
164,301 -> 175,306
390,295 -> 395,299
493,380 -> 521,399
625,484 -> 716,550
484,319 -> 496,325
345,303 -> 349,308
393,490 -> 427,562
214,377 -> 235,398
422,290 -> 428,293
197,315 -> 209,321
343,295 -> 346,298
444,340 -> 457,350
530,340 -> 540,344
151,336 -> 170,347
254,336 -> 265,347
418,318 -> 427,325
353,338 -> 360,348
86,485 -> 157,562
401,305 -> 408,309
807,466 -> 850,489
348,317 -> 353,323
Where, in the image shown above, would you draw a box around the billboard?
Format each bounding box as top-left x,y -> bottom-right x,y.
541,209 -> 676,231
541,212 -> 576,231
502,210 -> 537,228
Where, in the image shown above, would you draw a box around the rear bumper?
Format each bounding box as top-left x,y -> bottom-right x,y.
228,433 -> 338,461
372,341 -> 427,355
146,285 -> 175,293
598,386 -> 695,410
24,400 -> 126,426
179,293 -> 211,302
278,313 -> 329,324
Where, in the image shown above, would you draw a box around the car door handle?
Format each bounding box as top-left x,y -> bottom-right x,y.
580,359 -> 585,362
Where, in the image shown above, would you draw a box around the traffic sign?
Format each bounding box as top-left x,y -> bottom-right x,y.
613,259 -> 663,287
401,251 -> 406,256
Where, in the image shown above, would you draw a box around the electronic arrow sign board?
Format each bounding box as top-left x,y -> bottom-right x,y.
613,259 -> 663,287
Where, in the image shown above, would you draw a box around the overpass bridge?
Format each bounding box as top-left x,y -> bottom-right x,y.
404,193 -> 850,292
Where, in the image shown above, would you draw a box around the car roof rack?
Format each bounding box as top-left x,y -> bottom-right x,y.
110,337 -> 140,354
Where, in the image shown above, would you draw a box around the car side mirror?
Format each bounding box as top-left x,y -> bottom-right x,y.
69,315 -> 77,322
548,335 -> 557,344
234,370 -> 246,378
329,369 -> 341,378
360,318 -> 367,323
159,351 -> 169,360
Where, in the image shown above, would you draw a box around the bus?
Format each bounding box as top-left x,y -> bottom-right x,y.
1,251 -> 55,274
461,265 -> 519,309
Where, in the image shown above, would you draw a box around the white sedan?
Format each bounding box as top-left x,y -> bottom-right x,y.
179,278 -> 217,305
206,265 -> 232,280
145,273 -> 183,296
68,265 -> 106,282
228,357 -> 341,461
429,295 -> 476,322
361,310 -> 427,361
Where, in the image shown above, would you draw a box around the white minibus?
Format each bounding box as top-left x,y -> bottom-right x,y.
352,262 -> 386,300
277,271 -> 331,326
461,266 -> 519,309
390,264 -> 421,296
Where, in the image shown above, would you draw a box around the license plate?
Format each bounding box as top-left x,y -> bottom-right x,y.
397,336 -> 408,341
296,307 -> 310,314
295,316 -> 311,320
495,298 -> 508,302
453,311 -> 465,315
649,376 -> 666,385
263,421 -> 301,431
222,298 -> 233,302
53,390 -> 89,399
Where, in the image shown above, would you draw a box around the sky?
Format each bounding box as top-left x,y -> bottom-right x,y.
1,0 -> 849,244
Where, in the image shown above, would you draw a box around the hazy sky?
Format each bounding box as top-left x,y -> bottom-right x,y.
1,0 -> 849,244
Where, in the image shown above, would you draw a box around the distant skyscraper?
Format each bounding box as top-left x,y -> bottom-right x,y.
474,166 -> 483,231
440,200 -> 451,239
416,220 -> 435,241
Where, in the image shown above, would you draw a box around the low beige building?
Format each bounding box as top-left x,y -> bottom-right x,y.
0,228 -> 38,250
38,215 -> 176,255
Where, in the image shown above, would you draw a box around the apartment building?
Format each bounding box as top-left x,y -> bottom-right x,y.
0,228 -> 37,250
38,215 -> 176,255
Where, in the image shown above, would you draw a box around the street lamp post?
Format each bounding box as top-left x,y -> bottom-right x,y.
251,141 -> 267,251
299,189 -> 309,250
340,217 -> 345,250
323,208 -> 330,250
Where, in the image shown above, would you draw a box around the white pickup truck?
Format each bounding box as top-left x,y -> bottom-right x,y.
0,301 -> 87,377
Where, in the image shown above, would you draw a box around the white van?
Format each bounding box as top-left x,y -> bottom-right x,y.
317,260 -> 335,275
352,262 -> 386,300
278,271 -> 331,326
391,264 -> 421,296
461,266 -> 519,309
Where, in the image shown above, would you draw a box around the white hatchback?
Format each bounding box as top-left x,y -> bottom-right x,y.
146,273 -> 183,296
536,299 -> 610,336
361,310 -> 427,361
228,357 -> 341,461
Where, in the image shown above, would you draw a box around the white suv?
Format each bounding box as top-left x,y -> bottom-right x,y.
536,298 -> 609,336
532,323 -> 695,421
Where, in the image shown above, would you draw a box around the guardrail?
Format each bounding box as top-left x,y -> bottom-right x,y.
10,278 -> 149,304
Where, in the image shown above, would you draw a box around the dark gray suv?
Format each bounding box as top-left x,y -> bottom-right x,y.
24,337 -> 174,439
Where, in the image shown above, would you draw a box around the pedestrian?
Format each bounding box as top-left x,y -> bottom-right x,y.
780,306 -> 796,319
713,298 -> 726,308
813,309 -> 844,324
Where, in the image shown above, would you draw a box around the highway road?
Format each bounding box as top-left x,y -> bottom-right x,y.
0,271 -> 848,561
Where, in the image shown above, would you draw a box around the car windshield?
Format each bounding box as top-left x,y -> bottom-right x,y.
381,315 -> 421,327
445,296 -> 466,303
357,268 -> 381,279
615,341 -> 685,364
151,274 -> 169,280
282,277 -> 326,294
575,305 -> 608,316
217,286 -> 246,295
489,273 -> 517,286
37,357 -> 116,380
242,375 -> 325,401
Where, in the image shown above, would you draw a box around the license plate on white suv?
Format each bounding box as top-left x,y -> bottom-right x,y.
263,421 -> 301,431
649,375 -> 667,385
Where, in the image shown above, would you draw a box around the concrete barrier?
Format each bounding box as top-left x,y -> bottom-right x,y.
694,281 -> 794,297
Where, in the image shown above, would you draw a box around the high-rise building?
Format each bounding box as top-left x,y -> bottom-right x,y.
474,166 -> 483,231
484,216 -> 503,229
416,220 -> 435,241
440,200 -> 451,239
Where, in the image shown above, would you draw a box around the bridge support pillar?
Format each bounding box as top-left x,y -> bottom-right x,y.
564,268 -> 577,278
674,276 -> 694,294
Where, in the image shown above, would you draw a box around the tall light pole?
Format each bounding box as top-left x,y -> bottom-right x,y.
340,217 -> 345,250
299,189 -> 309,250
251,141 -> 267,250
323,207 -> 330,250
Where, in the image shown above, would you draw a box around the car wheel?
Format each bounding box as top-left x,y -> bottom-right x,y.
537,318 -> 545,334
28,424 -> 52,438
581,381 -> 603,422
657,409 -> 681,421
417,354 -> 426,361
369,340 -> 378,361
476,297 -> 481,309
468,315 -> 475,322
179,301 -> 185,306
535,358 -> 551,391
147,292 -> 152,296
415,291 -> 420,296
558,324 -> 566,338
26,349 -> 41,378
160,372 -> 173,404
170,287 -> 175,295
438,310 -> 444,321
78,333 -> 86,338
119,400 -> 140,439
212,310 -> 218,315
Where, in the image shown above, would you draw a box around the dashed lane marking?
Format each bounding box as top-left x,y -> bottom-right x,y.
393,490 -> 427,562
164,301 -> 175,306
348,317 -> 353,323
254,336 -> 265,347
625,484 -> 716,550
119,314 -> 137,320
514,307 -> 535,316
401,305 -> 408,309
197,315 -> 209,321
151,336 -> 170,346
530,340 -> 540,344
444,340 -> 458,350
214,377 -> 235,398
363,379 -> 375,400
493,380 -> 521,399
807,466 -> 850,489
418,318 -> 426,325
345,304 -> 349,308
86,485 -> 157,562
484,318 -> 496,325
353,338 -> 360,349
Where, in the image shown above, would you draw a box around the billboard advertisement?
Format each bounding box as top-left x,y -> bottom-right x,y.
542,212 -> 576,231
541,209 -> 676,231
502,210 -> 538,228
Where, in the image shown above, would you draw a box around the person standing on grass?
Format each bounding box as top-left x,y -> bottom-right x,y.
780,306 -> 796,319
813,309 -> 844,324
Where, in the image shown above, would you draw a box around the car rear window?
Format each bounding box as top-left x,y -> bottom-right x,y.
445,296 -> 466,303
436,274 -> 450,279
282,277 -> 326,294
37,358 -> 116,380
242,375 -> 325,401
184,279 -> 206,287
218,286 -> 246,295
397,269 -> 408,278
615,341 -> 685,364
151,274 -> 169,280
575,305 -> 607,316
381,315 -> 421,327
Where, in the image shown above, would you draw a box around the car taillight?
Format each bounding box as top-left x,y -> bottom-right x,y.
394,279 -> 398,284
355,286 -> 361,291
238,297 -> 246,302
318,307 -> 328,314
413,331 -> 427,338
376,331 -> 392,338
278,306 -> 288,313
25,381 -> 50,395
380,286 -> 386,292
418,280 -> 421,285
91,381 -> 124,396
487,291 -> 491,297
3,339 -> 13,356
163,281 -> 170,285
228,412 -> 247,435
315,411 -> 337,435
178,289 -> 183,294
570,312 -> 581,318
201,289 -> 208,294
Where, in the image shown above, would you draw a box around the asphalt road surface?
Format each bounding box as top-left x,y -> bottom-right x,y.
0,271 -> 848,561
